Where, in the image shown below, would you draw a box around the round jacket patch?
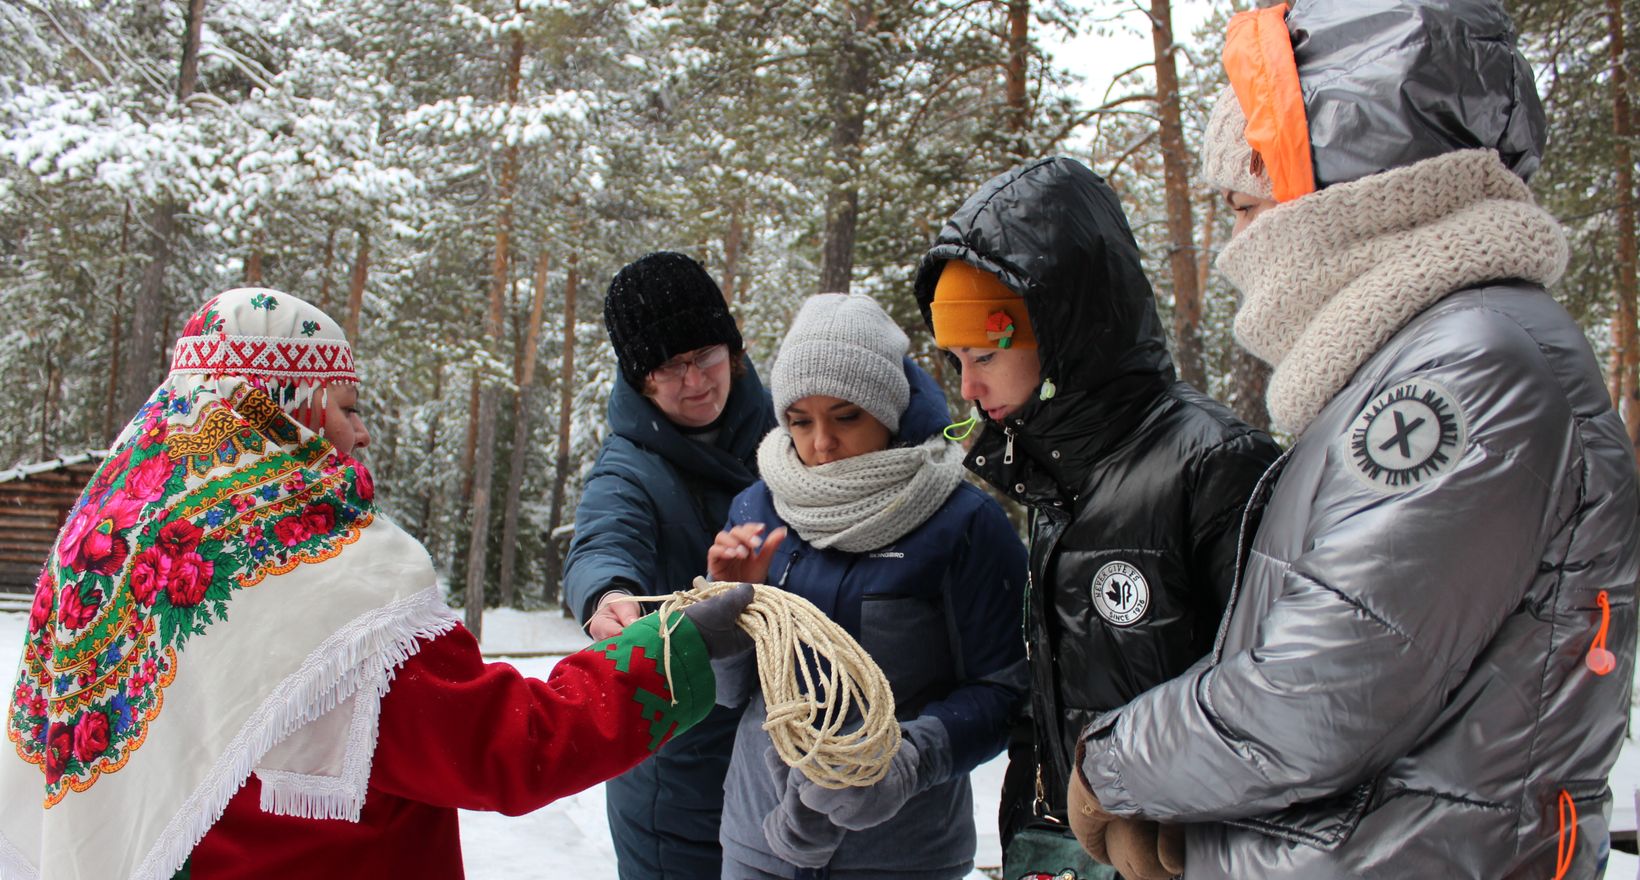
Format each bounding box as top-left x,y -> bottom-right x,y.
1348,379 -> 1468,492
1091,561 -> 1149,627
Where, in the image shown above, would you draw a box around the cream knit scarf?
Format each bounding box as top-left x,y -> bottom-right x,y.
1219,149 -> 1569,434
757,430 -> 966,553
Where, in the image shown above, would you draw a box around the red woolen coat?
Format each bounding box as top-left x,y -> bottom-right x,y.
189,614 -> 715,878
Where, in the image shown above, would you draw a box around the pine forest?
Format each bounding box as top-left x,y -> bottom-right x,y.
2,0 -> 1636,626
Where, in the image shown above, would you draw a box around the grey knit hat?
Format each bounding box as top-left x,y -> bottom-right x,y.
772,293 -> 909,433
1201,87 -> 1274,199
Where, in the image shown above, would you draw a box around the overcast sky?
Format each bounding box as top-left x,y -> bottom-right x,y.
1046,0 -> 1219,151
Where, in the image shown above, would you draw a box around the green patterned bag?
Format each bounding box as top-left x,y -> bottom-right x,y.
1001,821 -> 1119,880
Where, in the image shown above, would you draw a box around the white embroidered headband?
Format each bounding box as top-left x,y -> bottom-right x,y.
168,288 -> 358,387
170,334 -> 357,384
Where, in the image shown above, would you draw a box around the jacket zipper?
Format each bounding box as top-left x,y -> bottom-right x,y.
1023,570 -> 1033,660
1025,505 -> 1075,816
1003,426 -> 1016,465
1210,448 -> 1294,662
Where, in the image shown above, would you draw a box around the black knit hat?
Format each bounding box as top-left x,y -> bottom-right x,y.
603,251 -> 742,389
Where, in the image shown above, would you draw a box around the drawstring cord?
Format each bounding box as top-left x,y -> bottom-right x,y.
1550,591 -> 1616,878
944,410 -> 980,442
942,372 -> 1062,442
1553,789 -> 1577,879
1586,590 -> 1615,675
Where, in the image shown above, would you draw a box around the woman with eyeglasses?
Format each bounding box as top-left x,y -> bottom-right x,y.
563,250 -> 777,880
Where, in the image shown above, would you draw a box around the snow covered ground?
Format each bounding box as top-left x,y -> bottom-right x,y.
463,610 -> 1010,877
1,608 -> 1634,878
0,608 -> 1003,877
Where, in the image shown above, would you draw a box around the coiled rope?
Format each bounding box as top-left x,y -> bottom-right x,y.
633,578 -> 901,789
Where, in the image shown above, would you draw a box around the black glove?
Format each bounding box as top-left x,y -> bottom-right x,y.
679,582 -> 755,659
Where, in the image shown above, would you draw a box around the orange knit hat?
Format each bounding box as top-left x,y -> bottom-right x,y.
929,261 -> 1037,350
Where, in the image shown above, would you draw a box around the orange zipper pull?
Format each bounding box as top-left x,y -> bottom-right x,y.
1586,590 -> 1615,676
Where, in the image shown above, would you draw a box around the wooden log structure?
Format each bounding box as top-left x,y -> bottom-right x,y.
0,451 -> 106,598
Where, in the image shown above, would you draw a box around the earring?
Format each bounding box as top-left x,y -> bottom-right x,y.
1039,378 -> 1056,401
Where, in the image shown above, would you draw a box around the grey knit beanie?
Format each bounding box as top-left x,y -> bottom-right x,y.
1201,87 -> 1274,199
772,293 -> 909,433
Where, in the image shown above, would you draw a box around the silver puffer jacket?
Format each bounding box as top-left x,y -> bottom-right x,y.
1079,282 -> 1639,878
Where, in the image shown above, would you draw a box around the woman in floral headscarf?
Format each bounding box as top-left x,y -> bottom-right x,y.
0,288 -> 752,880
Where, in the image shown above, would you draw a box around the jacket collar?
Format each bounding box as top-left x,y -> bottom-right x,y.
966,372 -> 1170,508
607,357 -> 773,489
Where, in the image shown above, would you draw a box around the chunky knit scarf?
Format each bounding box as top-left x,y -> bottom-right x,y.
757,431 -> 966,553
1219,149 -> 1569,434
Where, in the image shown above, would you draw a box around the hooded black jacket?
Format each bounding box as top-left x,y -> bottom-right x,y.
913,157 -> 1281,831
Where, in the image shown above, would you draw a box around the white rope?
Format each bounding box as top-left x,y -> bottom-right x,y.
635,579 -> 901,789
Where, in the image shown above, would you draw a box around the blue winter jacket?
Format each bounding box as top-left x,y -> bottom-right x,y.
562,360 -> 775,880
717,361 -> 1029,879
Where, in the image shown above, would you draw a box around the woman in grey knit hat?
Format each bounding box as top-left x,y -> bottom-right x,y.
706,292 -> 1028,880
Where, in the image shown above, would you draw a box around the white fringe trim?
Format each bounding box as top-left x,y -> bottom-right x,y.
255,663 -> 387,821
0,827 -> 39,880
130,585 -> 459,880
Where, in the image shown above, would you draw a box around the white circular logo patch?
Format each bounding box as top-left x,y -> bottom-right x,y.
1348,379 -> 1468,492
1091,561 -> 1149,627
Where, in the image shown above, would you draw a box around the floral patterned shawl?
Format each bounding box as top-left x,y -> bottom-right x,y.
0,289 -> 457,880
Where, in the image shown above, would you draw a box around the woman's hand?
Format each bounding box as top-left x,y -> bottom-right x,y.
706,523 -> 787,585
587,589 -> 642,640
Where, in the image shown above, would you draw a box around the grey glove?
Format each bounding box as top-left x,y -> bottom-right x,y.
679,582 -> 755,660
761,746 -> 845,867
797,718 -> 948,831
797,737 -> 919,831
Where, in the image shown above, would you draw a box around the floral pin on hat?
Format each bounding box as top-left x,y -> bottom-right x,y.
929,261 -> 1036,350
986,310 -> 1018,349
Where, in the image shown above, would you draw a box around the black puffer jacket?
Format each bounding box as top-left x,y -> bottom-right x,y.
913,157 -> 1282,829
